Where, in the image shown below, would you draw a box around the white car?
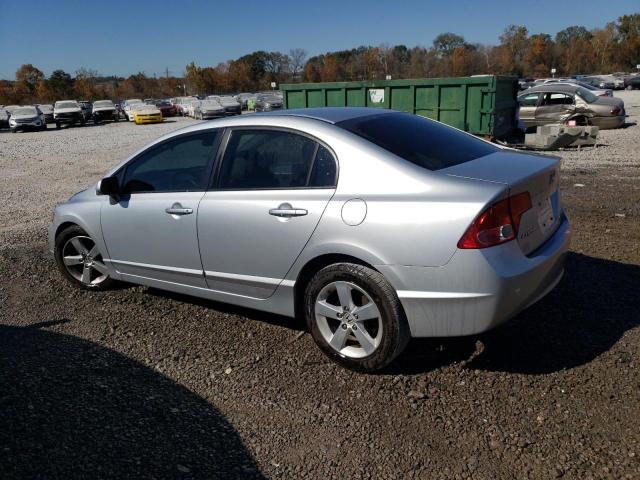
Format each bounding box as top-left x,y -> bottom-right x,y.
186,99 -> 201,118
122,99 -> 144,121
177,97 -> 199,117
53,100 -> 85,128
9,105 -> 46,132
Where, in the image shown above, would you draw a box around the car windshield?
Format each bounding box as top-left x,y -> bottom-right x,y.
337,112 -> 498,171
201,100 -> 221,108
38,105 -> 53,112
94,101 -> 113,107
56,102 -> 78,109
156,101 -> 171,106
14,107 -> 38,116
576,87 -> 598,103
259,95 -> 280,102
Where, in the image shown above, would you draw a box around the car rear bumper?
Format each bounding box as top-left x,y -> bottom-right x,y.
591,115 -> 625,129
378,215 -> 571,337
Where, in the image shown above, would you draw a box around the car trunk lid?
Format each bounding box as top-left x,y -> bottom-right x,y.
441,150 -> 561,255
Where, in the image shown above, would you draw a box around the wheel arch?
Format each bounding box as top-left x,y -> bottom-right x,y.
293,253 -> 379,320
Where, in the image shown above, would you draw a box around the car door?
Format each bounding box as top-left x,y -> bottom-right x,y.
535,92 -> 576,125
517,92 -> 540,128
197,128 -> 338,299
101,130 -> 221,287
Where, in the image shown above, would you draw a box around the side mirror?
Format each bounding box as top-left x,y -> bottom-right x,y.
97,176 -> 120,196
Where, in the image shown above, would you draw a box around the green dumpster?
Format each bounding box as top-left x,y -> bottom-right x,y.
280,75 -> 518,139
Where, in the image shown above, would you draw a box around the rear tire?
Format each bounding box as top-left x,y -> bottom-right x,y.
304,263 -> 410,372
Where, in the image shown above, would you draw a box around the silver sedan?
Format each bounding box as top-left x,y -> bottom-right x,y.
49,108 -> 570,372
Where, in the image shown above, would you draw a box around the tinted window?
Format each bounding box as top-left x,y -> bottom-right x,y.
219,130 -> 318,189
122,132 -> 218,193
309,146 -> 337,187
336,113 -> 498,171
519,93 -> 540,107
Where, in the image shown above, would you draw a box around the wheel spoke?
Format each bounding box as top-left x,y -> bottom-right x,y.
335,282 -> 353,309
81,265 -> 92,284
88,245 -> 100,258
92,260 -> 109,275
315,300 -> 342,320
352,324 -> 376,355
71,237 -> 88,255
352,302 -> 379,321
63,255 -> 83,266
328,326 -> 349,351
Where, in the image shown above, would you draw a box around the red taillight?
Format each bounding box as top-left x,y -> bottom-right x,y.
457,193 -> 532,249
610,106 -> 621,116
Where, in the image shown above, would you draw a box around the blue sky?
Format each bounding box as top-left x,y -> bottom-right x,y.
0,0 -> 637,79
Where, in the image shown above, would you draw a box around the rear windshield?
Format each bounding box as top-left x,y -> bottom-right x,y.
336,112 -> 498,171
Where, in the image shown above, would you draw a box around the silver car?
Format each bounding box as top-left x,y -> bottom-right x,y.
49,108 -> 570,372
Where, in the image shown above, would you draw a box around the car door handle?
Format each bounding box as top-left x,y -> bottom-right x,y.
165,204 -> 193,215
269,203 -> 308,218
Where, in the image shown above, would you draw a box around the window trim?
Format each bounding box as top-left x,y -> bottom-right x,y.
114,129 -> 223,195
210,126 -> 339,191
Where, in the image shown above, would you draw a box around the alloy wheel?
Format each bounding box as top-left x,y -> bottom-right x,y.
62,235 -> 109,286
315,281 -> 383,358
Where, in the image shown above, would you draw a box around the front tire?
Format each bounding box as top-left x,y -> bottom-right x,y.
54,225 -> 114,290
304,263 -> 410,372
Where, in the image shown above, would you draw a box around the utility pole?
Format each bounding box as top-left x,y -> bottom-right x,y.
165,67 -> 169,79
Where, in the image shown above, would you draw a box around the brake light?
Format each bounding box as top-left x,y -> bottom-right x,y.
458,192 -> 532,249
610,106 -> 621,116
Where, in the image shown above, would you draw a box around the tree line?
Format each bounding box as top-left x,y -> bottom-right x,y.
1,14 -> 638,105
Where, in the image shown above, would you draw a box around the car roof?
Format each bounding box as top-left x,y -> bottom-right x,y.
259,107 -> 394,124
520,84 -> 581,95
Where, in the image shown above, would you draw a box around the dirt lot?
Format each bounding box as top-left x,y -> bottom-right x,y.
1,95 -> 639,479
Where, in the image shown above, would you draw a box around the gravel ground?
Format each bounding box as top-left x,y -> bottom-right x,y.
1,95 -> 639,479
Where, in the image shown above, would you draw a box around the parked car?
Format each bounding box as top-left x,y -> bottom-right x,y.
518,84 -> 625,130
122,99 -> 144,121
625,75 -> 640,90
8,105 -> 47,132
37,104 -> 55,123
78,101 -> 93,121
91,100 -> 119,123
54,100 -> 85,128
254,93 -> 283,112
206,95 -> 241,115
193,99 -> 225,119
186,100 -> 201,118
48,107 -> 570,372
235,92 -> 256,110
130,103 -> 163,125
176,97 -> 199,117
155,100 -> 177,117
583,76 -> 615,90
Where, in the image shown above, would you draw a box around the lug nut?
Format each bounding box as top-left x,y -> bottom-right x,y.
341,324 -> 347,330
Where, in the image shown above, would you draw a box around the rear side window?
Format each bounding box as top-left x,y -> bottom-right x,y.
219,129 -> 336,189
336,113 -> 498,171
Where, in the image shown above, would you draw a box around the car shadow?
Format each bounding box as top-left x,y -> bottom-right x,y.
390,253 -> 640,375
0,320 -> 263,479
140,253 -> 638,376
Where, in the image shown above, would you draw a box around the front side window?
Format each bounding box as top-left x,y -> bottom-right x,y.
122,132 -> 218,193
218,130 -> 328,189
518,93 -> 540,107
